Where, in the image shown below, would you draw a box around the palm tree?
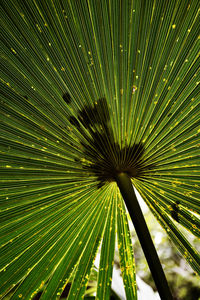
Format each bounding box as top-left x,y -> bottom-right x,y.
0,0 -> 199,299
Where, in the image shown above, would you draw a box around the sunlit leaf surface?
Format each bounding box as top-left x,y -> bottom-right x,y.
0,0 -> 199,299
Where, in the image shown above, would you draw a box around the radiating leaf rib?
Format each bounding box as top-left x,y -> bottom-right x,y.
136,177 -> 199,212
134,183 -> 200,274
135,181 -> 200,237
117,192 -> 137,299
40,186 -> 113,300
96,188 -> 116,300
1,187 -> 110,299
0,187 -> 100,258
67,191 -> 114,300
0,0 -> 200,298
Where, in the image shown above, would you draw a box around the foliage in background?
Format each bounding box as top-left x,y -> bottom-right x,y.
0,0 -> 199,299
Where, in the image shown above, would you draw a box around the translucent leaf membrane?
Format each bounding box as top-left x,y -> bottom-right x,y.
0,185 -> 111,299
66,189 -> 115,300
96,189 -> 116,300
0,0 -> 200,298
134,182 -> 200,274
116,193 -> 137,299
141,180 -> 200,236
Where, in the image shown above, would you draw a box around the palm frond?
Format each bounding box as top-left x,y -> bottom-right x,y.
0,0 -> 199,299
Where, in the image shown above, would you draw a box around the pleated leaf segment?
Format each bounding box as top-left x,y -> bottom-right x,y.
0,0 -> 199,299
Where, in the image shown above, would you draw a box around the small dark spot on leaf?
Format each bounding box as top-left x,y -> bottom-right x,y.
69,116 -> 80,128
171,201 -> 180,222
74,158 -> 81,162
61,283 -> 71,297
63,92 -> 71,104
32,292 -> 42,300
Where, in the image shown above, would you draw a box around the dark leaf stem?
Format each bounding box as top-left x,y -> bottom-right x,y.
115,172 -> 173,300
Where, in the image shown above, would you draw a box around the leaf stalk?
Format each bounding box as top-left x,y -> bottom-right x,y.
115,172 -> 173,300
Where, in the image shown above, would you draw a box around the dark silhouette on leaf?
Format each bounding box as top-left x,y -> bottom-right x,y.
63,92 -> 72,104
68,97 -> 151,187
170,201 -> 180,223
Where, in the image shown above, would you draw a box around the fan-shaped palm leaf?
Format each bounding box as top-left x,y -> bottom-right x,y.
0,0 -> 199,299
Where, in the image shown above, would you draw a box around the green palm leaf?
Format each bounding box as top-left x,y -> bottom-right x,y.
0,0 -> 199,299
